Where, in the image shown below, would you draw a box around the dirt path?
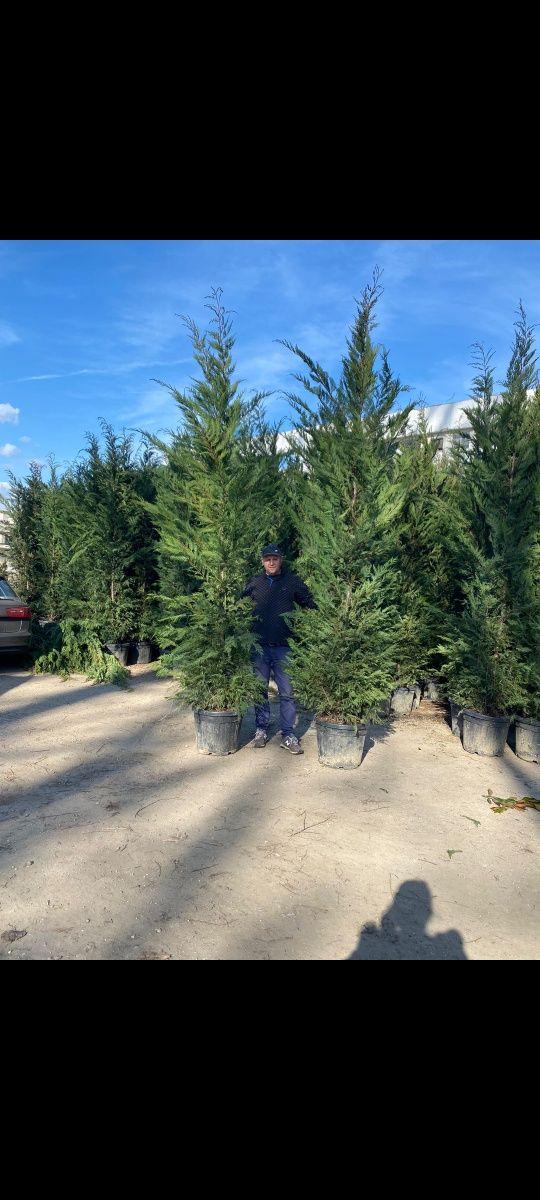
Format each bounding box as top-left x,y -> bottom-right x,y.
1,666 -> 538,959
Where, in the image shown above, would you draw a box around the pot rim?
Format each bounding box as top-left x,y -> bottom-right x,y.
462,709 -> 510,724
315,716 -> 367,730
195,708 -> 240,717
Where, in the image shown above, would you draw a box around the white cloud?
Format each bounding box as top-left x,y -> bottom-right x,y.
0,481 -> 9,491
0,443 -> 17,456
0,320 -> 20,347
19,435 -> 31,443
0,403 -> 19,424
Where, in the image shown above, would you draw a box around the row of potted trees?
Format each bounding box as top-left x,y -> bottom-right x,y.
436,318 -> 540,761
11,282 -> 539,770
155,285 -> 540,769
6,423 -> 161,681
151,280 -> 435,768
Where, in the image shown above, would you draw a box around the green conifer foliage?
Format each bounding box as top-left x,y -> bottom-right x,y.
32,618 -> 130,686
439,306 -> 540,716
62,422 -> 158,641
5,462 -> 48,606
146,289 -> 280,711
394,411 -> 468,684
441,571 -> 525,715
280,271 -> 414,722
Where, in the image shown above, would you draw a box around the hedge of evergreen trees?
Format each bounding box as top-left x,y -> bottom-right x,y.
2,283 -> 539,719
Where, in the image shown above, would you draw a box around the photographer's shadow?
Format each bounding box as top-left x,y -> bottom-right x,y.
348,880 -> 468,960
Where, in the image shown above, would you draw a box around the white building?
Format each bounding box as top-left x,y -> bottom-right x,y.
275,399 -> 474,458
401,400 -> 473,454
277,392 -> 537,459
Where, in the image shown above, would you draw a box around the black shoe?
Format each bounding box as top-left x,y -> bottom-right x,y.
280,734 -> 303,755
253,729 -> 268,748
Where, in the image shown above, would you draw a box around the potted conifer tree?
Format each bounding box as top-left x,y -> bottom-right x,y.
443,311 -> 540,757
132,592 -> 159,663
102,593 -> 137,665
288,570 -> 400,767
393,409 -> 464,713
440,574 -> 525,755
391,599 -> 430,713
146,289 -> 280,754
57,423 -> 158,670
281,271 -> 412,768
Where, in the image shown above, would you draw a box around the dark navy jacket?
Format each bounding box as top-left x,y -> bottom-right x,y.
242,570 -> 315,645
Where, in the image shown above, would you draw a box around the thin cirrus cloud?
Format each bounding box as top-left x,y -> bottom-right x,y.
1,357 -> 192,387
119,386 -> 182,425
116,307 -> 184,354
0,320 -> 20,348
19,435 -> 31,443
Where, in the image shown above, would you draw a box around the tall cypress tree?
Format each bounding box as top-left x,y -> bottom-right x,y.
394,410 -> 469,684
438,305 -> 539,715
6,461 -> 49,607
62,422 -> 157,641
147,289 -> 281,711
280,272 -> 414,722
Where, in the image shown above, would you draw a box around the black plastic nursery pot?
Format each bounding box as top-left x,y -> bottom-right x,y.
514,716 -> 540,763
194,708 -> 242,755
105,641 -> 130,666
461,710 -> 510,757
424,676 -> 442,701
315,718 -> 367,769
390,686 -> 415,716
135,641 -> 152,664
449,699 -> 463,737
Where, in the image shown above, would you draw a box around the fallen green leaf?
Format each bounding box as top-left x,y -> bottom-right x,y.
485,792 -> 540,814
462,815 -> 481,827
447,849 -> 463,859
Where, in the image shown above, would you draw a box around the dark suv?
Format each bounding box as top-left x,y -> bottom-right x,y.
0,579 -> 32,653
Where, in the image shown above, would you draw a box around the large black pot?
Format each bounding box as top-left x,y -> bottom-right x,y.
462,710 -> 510,757
514,716 -> 540,763
424,675 -> 443,701
105,641 -> 129,666
390,687 -> 415,716
194,709 -> 242,755
135,641 -> 152,664
449,698 -> 463,737
315,718 -> 367,769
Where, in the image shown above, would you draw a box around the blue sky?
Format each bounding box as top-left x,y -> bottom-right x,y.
1,239 -> 539,494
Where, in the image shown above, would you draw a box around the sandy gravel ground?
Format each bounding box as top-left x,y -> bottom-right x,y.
1,665 -> 538,960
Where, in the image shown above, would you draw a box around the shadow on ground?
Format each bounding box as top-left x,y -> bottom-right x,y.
348,880 -> 468,960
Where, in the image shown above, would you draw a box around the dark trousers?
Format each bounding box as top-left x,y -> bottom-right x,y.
252,644 -> 296,737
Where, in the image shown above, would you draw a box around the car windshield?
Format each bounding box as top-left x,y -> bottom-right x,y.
0,579 -> 18,600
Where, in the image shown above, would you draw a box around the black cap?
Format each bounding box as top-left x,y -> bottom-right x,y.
261,544 -> 283,558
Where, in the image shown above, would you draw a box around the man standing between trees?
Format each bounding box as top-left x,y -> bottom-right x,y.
242,545 -> 315,754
